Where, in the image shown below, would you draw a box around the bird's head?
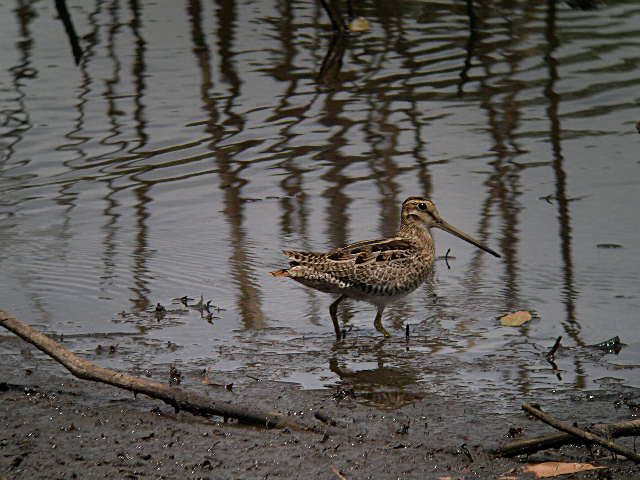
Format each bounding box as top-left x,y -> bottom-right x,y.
401,196 -> 501,258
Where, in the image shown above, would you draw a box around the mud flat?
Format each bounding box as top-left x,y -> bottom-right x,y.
1,336 -> 639,480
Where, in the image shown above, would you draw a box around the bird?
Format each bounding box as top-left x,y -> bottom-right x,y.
271,196 -> 501,338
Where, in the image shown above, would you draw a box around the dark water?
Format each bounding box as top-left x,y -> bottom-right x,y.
1,0 -> 639,410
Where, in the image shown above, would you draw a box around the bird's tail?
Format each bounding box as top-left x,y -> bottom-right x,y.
270,269 -> 290,277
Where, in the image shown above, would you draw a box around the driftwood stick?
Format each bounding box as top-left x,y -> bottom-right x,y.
0,310 -> 315,432
520,403 -> 640,463
491,419 -> 640,457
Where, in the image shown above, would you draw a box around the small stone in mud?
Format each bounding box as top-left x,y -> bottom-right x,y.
62,423 -> 76,432
636,120 -> 640,133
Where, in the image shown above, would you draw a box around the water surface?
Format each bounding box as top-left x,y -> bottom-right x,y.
1,0 -> 639,410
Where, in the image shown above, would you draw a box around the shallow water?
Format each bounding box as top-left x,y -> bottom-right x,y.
1,0 -> 639,410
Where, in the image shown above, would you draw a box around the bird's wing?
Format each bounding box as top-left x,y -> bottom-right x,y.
325,237 -> 414,263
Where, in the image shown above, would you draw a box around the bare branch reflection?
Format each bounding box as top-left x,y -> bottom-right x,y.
54,0 -> 83,65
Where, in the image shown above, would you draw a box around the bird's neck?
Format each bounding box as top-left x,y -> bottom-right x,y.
399,221 -> 435,253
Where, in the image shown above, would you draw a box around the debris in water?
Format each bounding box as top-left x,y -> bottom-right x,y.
348,16 -> 370,33
544,336 -> 563,380
596,243 -> 623,249
175,295 -> 193,306
154,303 -> 166,319
591,336 -> 622,354
500,311 -> 533,327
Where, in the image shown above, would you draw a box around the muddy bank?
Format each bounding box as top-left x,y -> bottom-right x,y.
1,340 -> 639,479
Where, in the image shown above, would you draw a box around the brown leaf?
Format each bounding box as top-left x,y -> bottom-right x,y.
500,311 -> 533,327
348,17 -> 370,32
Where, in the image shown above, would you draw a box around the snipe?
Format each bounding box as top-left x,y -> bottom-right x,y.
271,197 -> 501,337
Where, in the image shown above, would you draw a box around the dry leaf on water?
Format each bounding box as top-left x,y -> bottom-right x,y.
500,461 -> 605,479
500,310 -> 532,327
348,17 -> 371,32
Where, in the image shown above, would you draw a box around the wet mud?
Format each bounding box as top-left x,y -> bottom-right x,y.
2,335 -> 640,479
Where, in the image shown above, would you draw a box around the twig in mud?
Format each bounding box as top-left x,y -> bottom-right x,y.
314,410 -> 338,426
458,443 -> 474,462
331,466 -> 348,480
0,309 -> 321,433
405,324 -> 410,341
492,418 -> 640,457
444,248 -> 452,269
521,403 -> 640,463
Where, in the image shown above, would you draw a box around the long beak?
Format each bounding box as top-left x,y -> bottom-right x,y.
436,220 -> 501,258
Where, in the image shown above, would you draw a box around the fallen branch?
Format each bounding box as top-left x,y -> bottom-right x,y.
491,418 -> 640,457
516,403 -> 640,463
0,310 -> 318,432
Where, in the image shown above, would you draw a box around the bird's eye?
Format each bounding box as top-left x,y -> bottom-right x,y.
418,203 -> 427,211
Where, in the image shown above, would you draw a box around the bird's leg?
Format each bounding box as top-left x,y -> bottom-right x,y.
374,307 -> 391,337
329,295 -> 346,338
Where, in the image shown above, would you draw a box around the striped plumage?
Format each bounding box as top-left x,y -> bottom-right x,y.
272,197 -> 500,337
